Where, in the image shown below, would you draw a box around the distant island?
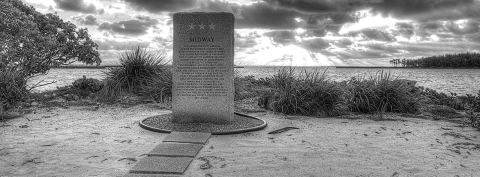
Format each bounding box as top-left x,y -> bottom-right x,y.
387,52 -> 480,68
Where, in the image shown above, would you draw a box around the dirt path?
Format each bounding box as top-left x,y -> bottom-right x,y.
1,104 -> 479,176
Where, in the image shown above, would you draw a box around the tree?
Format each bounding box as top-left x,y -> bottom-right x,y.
0,0 -> 101,77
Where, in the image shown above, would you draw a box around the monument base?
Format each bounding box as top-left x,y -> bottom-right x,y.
139,112 -> 267,135
171,114 -> 233,125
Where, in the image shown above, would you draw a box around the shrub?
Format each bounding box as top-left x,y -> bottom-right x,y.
139,66 -> 173,102
97,79 -> 123,102
68,75 -> 104,98
1,0 -> 101,77
72,75 -> 103,93
98,46 -> 168,101
0,69 -> 29,111
258,67 -> 345,117
345,70 -> 420,115
464,92 -> 480,129
418,87 -> 464,110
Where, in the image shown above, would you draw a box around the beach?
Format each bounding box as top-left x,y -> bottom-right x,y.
1,102 -> 479,177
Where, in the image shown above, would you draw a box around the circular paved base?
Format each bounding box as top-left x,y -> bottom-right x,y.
139,112 -> 267,135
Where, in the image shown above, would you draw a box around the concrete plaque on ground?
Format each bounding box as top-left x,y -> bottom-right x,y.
162,132 -> 211,144
129,156 -> 192,174
172,12 -> 235,124
148,143 -> 203,157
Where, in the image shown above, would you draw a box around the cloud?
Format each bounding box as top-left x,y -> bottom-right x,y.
236,2 -> 300,29
263,0 -> 380,13
264,0 -> 340,13
466,33 -> 480,43
332,38 -> 353,48
362,42 -> 399,53
265,31 -> 297,44
418,21 -> 443,30
71,14 -> 99,25
302,38 -> 330,51
308,29 -> 327,37
235,38 -> 258,50
370,0 -> 478,20
193,0 -> 241,13
392,22 -> 415,38
124,0 -> 198,12
95,39 -> 151,50
445,20 -> 480,35
53,0 -> 103,14
349,28 -> 396,42
98,17 -> 159,36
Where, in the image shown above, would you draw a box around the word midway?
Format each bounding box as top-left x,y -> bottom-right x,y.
190,37 -> 214,42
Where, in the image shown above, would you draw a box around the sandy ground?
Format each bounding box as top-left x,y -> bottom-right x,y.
1,103 -> 480,177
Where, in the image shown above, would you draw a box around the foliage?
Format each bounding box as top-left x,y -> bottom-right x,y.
345,70 -> 420,115
70,75 -> 103,98
98,46 -> 169,101
0,68 -> 29,111
418,87 -> 464,110
258,67 -> 345,117
72,75 -> 103,93
97,79 -> 123,102
138,67 -> 173,103
0,0 -> 101,77
234,73 -> 272,101
391,52 -> 480,68
464,91 -> 480,129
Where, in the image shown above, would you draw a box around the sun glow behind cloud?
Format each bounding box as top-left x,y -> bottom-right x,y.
339,9 -> 411,34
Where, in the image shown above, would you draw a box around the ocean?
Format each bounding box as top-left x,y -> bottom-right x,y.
27,67 -> 480,96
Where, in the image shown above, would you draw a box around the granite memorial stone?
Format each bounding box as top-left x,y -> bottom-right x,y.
172,12 -> 234,124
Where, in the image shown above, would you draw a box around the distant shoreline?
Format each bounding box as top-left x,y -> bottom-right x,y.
336,66 -> 480,69
53,65 -> 245,69
52,65 -> 480,69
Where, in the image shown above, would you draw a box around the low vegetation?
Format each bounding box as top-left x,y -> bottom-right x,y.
345,70 -> 420,115
1,44 -> 479,129
0,69 -> 29,118
98,46 -> 170,102
257,68 -> 345,117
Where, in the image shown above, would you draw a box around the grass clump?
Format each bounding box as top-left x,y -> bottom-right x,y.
464,92 -> 480,129
71,75 -> 104,98
345,70 -> 420,116
98,46 -> 170,101
258,67 -> 345,117
0,69 -> 29,113
139,67 -> 173,103
419,87 -> 464,110
234,72 -> 272,101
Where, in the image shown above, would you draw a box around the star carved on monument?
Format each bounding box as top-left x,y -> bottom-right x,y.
188,23 -> 195,30
209,23 -> 215,30
199,23 -> 205,29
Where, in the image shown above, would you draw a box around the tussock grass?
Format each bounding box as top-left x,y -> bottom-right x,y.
139,66 -> 173,103
259,67 -> 345,117
257,68 -> 421,118
98,46 -> 169,101
345,70 -> 420,115
0,69 -> 29,112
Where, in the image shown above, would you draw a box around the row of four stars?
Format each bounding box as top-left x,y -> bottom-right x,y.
189,23 -> 215,30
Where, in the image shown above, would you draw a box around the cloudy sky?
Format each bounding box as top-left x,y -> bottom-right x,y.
22,0 -> 480,66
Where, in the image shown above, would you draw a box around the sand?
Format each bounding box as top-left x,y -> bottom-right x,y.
1,103 -> 480,177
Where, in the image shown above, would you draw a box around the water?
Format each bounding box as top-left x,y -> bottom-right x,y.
28,67 -> 480,95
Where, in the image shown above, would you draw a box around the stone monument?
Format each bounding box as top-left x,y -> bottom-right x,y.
172,12 -> 235,124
